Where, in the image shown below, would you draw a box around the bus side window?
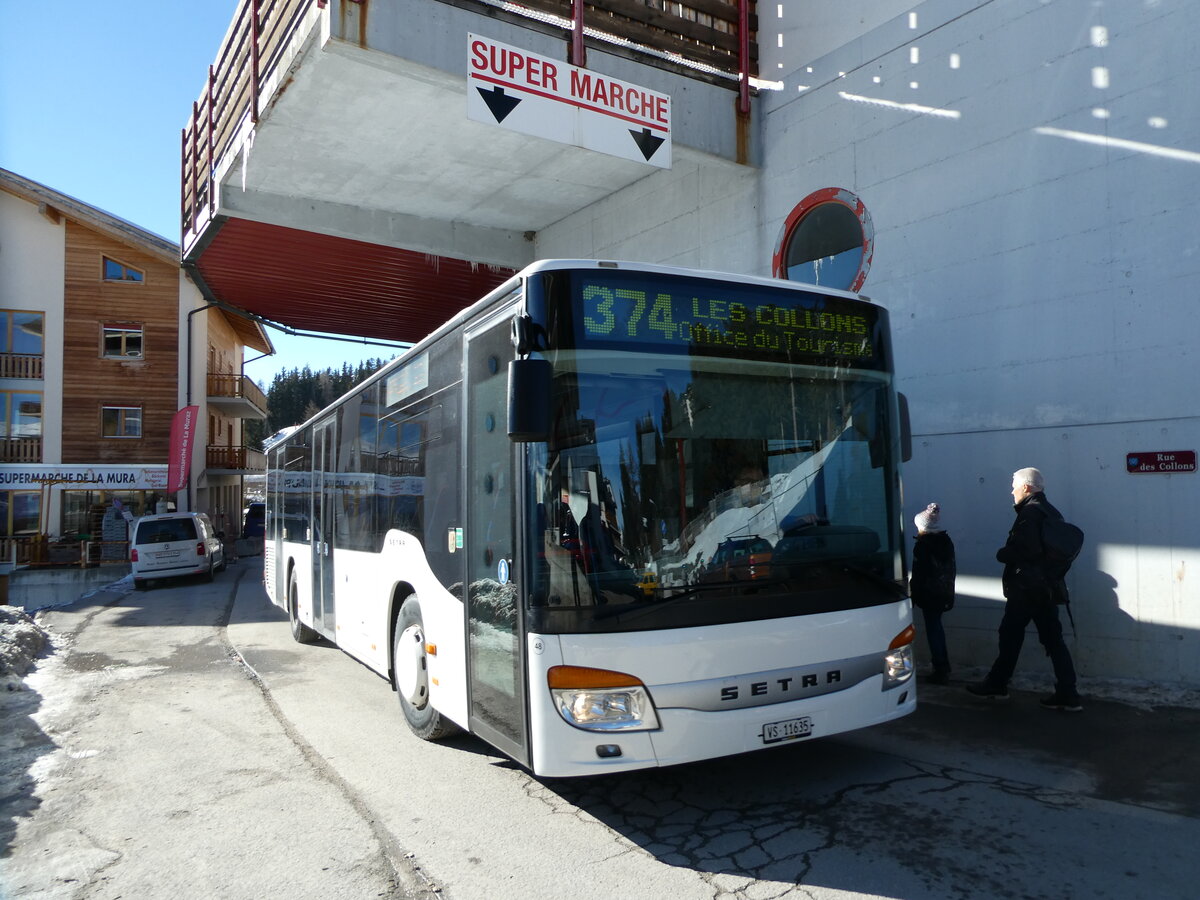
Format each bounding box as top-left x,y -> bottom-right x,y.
282,432 -> 312,542
375,404 -> 441,546
336,389 -> 378,551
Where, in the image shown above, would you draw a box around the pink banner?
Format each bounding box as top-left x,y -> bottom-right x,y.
168,406 -> 199,493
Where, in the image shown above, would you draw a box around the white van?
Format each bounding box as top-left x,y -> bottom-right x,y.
130,512 -> 226,589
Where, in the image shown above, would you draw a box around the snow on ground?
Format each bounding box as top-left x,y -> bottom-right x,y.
0,606 -> 48,689
0,573 -> 133,690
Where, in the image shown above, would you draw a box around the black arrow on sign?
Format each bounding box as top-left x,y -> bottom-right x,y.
477,86 -> 521,123
629,128 -> 666,161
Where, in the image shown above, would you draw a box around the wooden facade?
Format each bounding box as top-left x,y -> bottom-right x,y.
61,220 -> 179,464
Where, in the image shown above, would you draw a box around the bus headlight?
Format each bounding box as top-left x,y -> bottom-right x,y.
548,666 -> 660,731
883,625 -> 916,689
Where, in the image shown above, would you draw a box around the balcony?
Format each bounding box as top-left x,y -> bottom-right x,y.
206,444 -> 267,474
207,372 -> 268,419
182,0 -> 757,243
180,0 -> 758,345
0,353 -> 44,380
0,437 -> 42,463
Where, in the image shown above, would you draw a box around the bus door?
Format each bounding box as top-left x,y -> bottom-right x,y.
463,312 -> 530,767
312,415 -> 337,637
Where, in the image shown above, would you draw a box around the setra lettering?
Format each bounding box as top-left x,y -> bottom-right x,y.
719,670 -> 841,701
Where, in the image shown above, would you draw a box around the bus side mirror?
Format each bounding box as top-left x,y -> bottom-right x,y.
898,393 -> 913,462
508,357 -> 551,442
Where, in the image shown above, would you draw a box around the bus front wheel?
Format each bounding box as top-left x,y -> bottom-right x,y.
288,570 -> 319,644
394,597 -> 457,740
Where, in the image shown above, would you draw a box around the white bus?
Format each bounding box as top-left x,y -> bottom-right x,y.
264,260 -> 916,777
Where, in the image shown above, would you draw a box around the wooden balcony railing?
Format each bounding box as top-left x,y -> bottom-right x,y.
182,0 -> 757,239
0,437 -> 42,464
207,372 -> 268,413
511,0 -> 757,77
0,353 -> 44,379
207,444 -> 267,472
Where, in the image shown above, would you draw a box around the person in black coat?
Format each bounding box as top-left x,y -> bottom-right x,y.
910,503 -> 955,684
967,467 -> 1081,710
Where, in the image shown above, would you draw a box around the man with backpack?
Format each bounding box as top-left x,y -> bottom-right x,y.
967,467 -> 1083,711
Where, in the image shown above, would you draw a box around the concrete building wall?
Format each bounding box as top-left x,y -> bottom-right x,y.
759,0 -> 1200,684
537,0 -> 1200,685
760,0 -> 920,80
0,190 -> 65,463
534,150 -> 761,271
178,272 -> 216,521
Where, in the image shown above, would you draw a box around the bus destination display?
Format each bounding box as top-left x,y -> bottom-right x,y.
576,277 -> 880,365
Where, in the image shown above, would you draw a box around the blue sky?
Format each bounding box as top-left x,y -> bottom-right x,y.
0,0 -> 393,386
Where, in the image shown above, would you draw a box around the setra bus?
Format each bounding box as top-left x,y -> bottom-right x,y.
264,260 -> 916,777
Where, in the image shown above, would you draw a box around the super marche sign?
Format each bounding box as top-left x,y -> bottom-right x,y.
467,34 -> 672,168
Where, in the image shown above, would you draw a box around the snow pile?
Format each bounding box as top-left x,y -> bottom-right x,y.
0,606 -> 48,688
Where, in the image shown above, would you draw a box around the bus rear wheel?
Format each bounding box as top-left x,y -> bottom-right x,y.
394,597 -> 457,740
288,570 -> 319,644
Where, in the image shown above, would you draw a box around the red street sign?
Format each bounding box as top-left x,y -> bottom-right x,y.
1126,450 -> 1196,474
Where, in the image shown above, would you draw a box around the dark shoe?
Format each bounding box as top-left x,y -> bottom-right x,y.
966,680 -> 1009,700
1040,692 -> 1083,712
924,670 -> 950,685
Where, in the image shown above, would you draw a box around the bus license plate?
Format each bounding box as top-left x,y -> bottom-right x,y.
761,716 -> 813,744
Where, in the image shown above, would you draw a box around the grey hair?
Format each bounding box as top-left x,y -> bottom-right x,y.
1012,467 -> 1045,490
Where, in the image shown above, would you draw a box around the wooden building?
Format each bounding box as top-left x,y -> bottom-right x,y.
0,168 -> 271,562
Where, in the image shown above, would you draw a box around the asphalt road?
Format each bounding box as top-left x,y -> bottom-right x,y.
3,559 -> 1199,899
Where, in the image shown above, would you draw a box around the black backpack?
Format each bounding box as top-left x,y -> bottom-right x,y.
1041,514 -> 1084,577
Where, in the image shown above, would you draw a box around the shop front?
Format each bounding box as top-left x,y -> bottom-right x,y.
0,465 -> 169,565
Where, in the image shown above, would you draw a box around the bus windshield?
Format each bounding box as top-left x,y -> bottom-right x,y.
529,351 -> 903,633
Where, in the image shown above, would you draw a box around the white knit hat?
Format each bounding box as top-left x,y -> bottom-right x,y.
914,502 -> 943,533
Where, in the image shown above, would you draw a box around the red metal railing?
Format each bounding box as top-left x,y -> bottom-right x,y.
181,0 -> 313,243
181,0 -> 757,242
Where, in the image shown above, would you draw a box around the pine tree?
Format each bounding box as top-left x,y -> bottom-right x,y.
245,357 -> 388,449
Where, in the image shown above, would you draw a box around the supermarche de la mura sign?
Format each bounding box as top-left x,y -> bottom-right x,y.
467,33 -> 672,169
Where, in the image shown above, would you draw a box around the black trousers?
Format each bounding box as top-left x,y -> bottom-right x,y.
987,592 -> 1077,694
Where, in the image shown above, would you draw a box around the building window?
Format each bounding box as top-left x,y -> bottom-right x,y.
0,391 -> 43,439
0,310 -> 44,355
102,406 -> 142,438
61,490 -> 162,539
103,324 -> 144,358
0,491 -> 41,537
102,256 -> 144,283
772,188 -> 874,292
0,392 -> 42,462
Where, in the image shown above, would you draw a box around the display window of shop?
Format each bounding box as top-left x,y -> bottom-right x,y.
0,491 -> 41,537
60,490 -> 165,539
